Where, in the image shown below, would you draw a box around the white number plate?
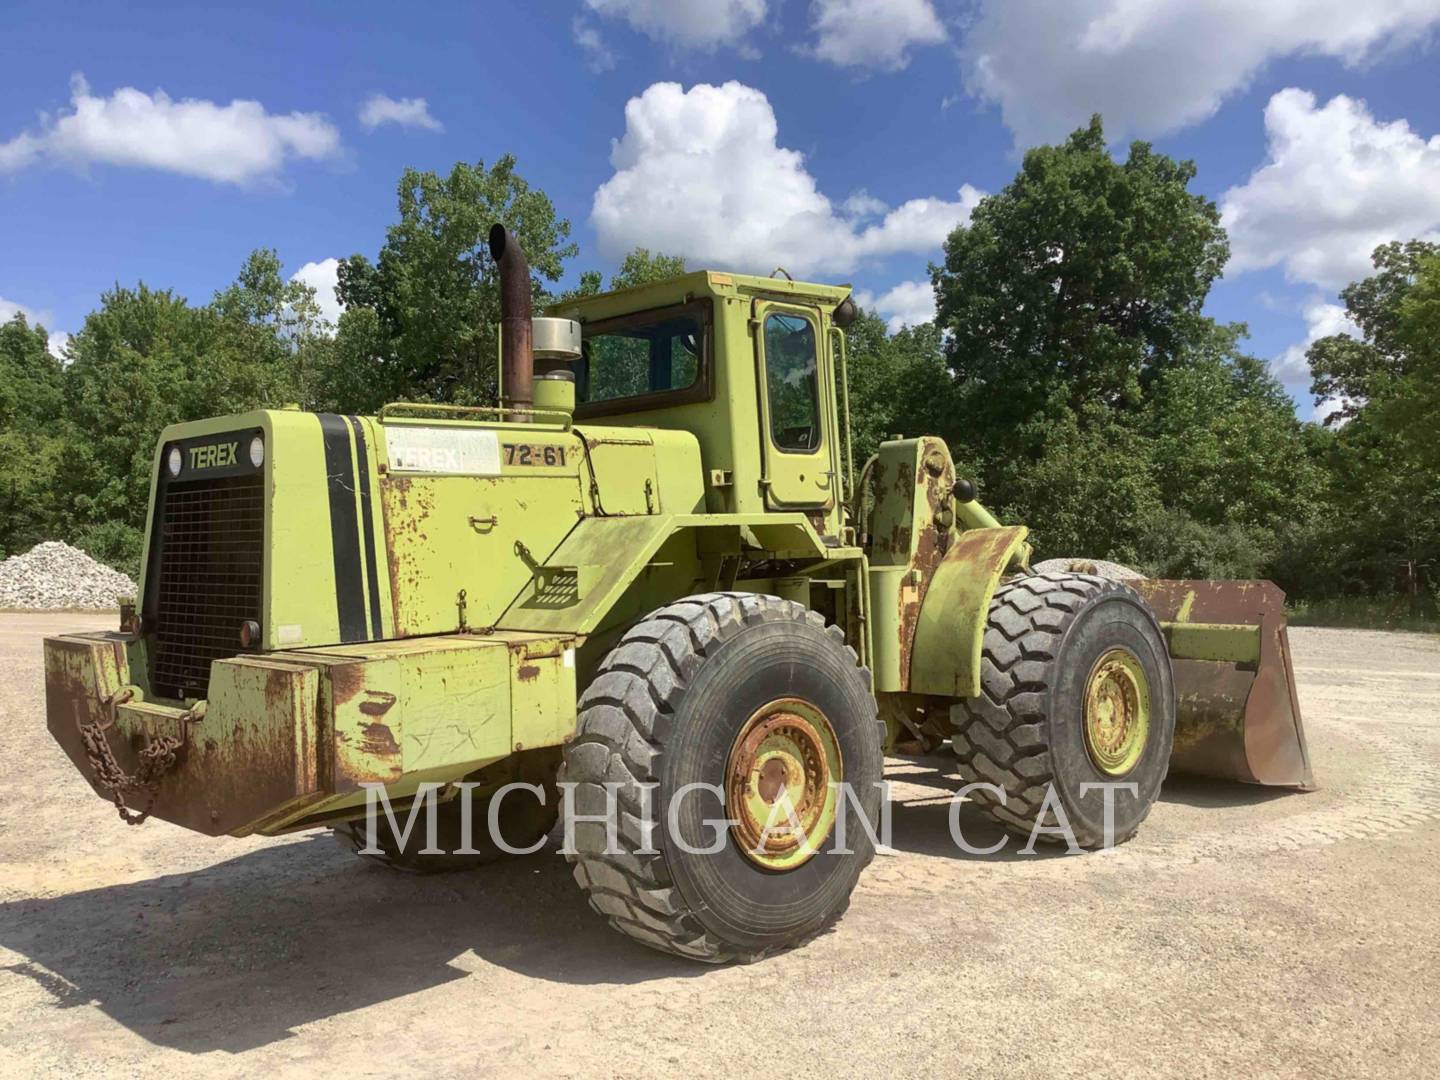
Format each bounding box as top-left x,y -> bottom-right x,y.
384,426 -> 501,476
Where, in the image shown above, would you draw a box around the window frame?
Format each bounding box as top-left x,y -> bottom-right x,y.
760,308 -> 825,457
573,299 -> 714,420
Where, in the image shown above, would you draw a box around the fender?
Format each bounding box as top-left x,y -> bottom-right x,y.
907,525 -> 1030,698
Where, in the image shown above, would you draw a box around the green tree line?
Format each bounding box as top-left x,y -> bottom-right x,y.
1,128 -> 1435,618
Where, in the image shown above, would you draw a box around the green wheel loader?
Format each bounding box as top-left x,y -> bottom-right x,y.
44,226 -> 1314,962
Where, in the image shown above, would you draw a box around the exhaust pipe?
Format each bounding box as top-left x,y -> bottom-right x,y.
489,223 -> 533,419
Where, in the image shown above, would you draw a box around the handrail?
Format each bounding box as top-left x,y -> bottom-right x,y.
377,402 -> 573,429
829,326 -> 854,505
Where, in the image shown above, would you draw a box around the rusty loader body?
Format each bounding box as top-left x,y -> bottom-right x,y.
45,226 -> 1313,961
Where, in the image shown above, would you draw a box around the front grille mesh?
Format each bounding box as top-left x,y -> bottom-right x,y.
151,473 -> 264,699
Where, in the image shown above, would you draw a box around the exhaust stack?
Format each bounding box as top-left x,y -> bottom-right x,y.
489,223 -> 533,418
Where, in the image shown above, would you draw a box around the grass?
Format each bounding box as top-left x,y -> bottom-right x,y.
1286,596 -> 1440,634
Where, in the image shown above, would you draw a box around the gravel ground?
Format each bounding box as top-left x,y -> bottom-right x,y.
2,613 -> 1438,1078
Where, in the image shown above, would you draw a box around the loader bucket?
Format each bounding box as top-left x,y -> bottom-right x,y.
1132,580 -> 1316,791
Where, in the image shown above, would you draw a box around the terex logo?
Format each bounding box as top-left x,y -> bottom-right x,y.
189,442 -> 239,470
394,447 -> 461,471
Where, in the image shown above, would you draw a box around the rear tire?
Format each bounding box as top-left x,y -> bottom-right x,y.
334,785 -> 558,873
950,572 -> 1176,849
562,592 -> 885,963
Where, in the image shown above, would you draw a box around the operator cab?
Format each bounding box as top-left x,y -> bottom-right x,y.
548,271 -> 856,536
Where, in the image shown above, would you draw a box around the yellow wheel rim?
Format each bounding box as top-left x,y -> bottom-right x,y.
1082,648 -> 1151,777
725,698 -> 842,871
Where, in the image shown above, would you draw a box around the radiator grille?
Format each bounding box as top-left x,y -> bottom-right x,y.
150,473 -> 265,699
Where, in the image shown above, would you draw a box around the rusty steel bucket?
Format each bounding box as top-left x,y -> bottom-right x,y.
1132,580 -> 1316,790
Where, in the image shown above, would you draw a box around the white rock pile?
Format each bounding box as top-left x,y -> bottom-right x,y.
1032,557 -> 1146,582
0,541 -> 138,610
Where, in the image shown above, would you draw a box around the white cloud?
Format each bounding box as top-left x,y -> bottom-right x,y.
0,74 -> 340,184
1312,396 -> 1351,426
1274,298 -> 1360,381
855,278 -> 936,332
962,0 -> 1440,146
809,0 -> 946,71
289,258 -> 343,327
572,17 -> 617,71
583,0 -> 767,51
842,190 -> 888,219
0,296 -> 68,358
591,81 -> 982,277
1221,89 -> 1440,289
0,297 -> 38,324
358,94 -> 443,133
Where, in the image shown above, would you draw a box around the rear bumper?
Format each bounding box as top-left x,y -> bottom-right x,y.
45,630 -> 578,837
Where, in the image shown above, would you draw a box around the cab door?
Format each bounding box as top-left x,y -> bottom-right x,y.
754,302 -> 835,510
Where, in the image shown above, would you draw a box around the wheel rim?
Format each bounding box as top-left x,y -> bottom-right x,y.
1082,648 -> 1151,777
725,698 -> 842,871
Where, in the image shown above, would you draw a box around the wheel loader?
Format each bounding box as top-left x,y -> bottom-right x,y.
44,226 -> 1314,963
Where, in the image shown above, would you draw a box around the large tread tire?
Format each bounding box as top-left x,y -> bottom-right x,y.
562,592 -> 885,963
951,571 -> 1176,850
333,787 -> 558,874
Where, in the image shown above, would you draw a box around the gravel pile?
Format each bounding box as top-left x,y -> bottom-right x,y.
0,541 -> 137,610
1032,557 -> 1146,581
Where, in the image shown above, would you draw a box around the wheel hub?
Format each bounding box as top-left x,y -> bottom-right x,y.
1083,648 -> 1151,777
726,698 -> 842,870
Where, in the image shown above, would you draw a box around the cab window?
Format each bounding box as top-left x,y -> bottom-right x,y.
764,312 -> 821,452
578,309 -> 703,405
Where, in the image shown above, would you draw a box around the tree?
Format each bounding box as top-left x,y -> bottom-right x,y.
841,308 -> 951,468
0,314 -> 68,556
1299,242 -> 1440,610
609,248 -> 687,290
58,254 -> 309,565
933,116 -> 1228,452
1143,321 -> 1322,535
0,313 -> 63,433
324,155 -> 577,410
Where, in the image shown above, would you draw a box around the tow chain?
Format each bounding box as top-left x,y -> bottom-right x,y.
78,688 -> 203,826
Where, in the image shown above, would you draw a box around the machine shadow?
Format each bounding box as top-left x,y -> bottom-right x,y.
0,832 -> 701,1055
0,760 -> 1277,1055
1158,773 -> 1301,808
882,759 -> 1075,863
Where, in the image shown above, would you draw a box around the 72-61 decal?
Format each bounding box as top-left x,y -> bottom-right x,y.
502,442 -> 567,467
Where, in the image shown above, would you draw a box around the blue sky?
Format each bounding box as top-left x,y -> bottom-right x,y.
3,1 -> 1439,420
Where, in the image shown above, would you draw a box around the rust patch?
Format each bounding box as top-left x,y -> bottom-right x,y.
516,663 -> 541,683
360,721 -> 401,757
329,662 -> 365,707
357,690 -> 397,717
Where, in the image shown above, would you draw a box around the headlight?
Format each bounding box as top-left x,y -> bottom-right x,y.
249,434 -> 265,468
167,446 -> 182,477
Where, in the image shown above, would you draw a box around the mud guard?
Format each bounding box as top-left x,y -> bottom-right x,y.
906,526 -> 1030,698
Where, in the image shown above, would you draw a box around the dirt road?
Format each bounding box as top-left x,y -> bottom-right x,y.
2,614 -> 1438,1078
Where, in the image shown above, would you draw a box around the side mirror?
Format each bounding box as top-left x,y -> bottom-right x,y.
832,296 -> 858,329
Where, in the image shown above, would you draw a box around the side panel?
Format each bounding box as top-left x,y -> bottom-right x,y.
497,512 -> 832,638
379,471 -> 583,635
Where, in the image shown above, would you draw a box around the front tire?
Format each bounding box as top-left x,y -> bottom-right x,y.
950,572 -> 1176,849
562,592 -> 885,963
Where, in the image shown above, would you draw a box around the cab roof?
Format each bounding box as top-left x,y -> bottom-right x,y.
546,270 -> 853,324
